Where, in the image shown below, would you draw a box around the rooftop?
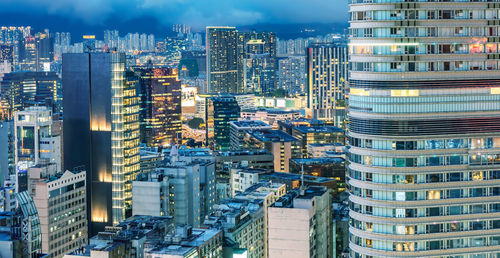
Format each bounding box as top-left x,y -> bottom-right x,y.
308,143 -> 344,147
291,157 -> 345,165
216,149 -> 271,157
231,120 -> 271,129
272,186 -> 328,207
261,172 -> 337,184
294,126 -> 344,134
247,129 -> 297,142
241,108 -> 301,115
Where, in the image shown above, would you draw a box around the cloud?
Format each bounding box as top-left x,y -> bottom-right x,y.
0,0 -> 348,28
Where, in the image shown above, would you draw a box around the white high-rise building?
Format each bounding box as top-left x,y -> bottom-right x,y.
14,107 -> 61,172
348,1 -> 500,257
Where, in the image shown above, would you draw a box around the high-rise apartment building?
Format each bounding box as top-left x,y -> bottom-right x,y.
348,1 -> 500,257
135,67 -> 182,147
62,52 -> 140,235
206,27 -> 241,93
307,44 -> 348,124
278,56 -> 306,95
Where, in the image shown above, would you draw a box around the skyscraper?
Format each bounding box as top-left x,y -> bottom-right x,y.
348,1 -> 500,257
206,27 -> 241,93
135,67 -> 182,147
242,31 -> 277,94
0,71 -> 62,116
62,52 -> 140,235
307,44 -> 348,123
205,95 -> 240,150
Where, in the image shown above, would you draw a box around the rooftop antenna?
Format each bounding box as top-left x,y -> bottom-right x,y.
300,164 -> 305,195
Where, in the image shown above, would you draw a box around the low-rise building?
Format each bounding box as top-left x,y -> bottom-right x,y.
307,143 -> 345,158
289,157 -> 346,192
65,215 -> 174,258
243,130 -> 299,173
145,226 -> 223,258
240,108 -> 301,129
230,120 -> 272,150
229,168 -> 269,196
203,199 -> 266,258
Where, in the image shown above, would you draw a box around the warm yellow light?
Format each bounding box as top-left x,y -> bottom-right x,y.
491,87 -> 500,94
391,90 -> 419,97
350,88 -> 370,96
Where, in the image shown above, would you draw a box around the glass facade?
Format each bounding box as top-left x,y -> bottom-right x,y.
348,0 -> 500,257
63,52 -> 139,235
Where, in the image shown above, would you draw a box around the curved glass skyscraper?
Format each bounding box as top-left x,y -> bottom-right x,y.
348,1 -> 500,257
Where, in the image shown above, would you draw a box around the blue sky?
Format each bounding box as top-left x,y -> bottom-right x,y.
0,0 -> 349,30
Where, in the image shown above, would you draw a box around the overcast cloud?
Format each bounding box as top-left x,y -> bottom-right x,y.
0,0 -> 348,28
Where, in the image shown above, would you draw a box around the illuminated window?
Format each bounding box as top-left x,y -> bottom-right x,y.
491,87 -> 500,94
391,90 -> 419,97
350,88 -> 370,96
469,44 -> 484,54
428,190 -> 441,200
366,222 -> 373,232
471,171 -> 483,181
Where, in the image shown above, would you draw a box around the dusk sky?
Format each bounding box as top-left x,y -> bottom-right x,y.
0,0 -> 349,35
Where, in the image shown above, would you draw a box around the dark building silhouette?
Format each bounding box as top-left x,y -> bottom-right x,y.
63,52 -> 140,236
205,95 -> 240,150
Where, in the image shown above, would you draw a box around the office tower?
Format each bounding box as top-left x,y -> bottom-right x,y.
205,95 -> 240,150
278,56 -> 306,95
242,129 -> 299,173
268,186 -> 332,258
28,165 -> 87,257
35,30 -> 53,71
206,27 -> 241,93
307,44 -> 348,124
242,32 -> 277,94
135,67 -> 182,147
0,71 -> 62,115
348,1 -> 500,257
19,35 -> 37,72
62,52 -> 140,235
14,107 -> 61,175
